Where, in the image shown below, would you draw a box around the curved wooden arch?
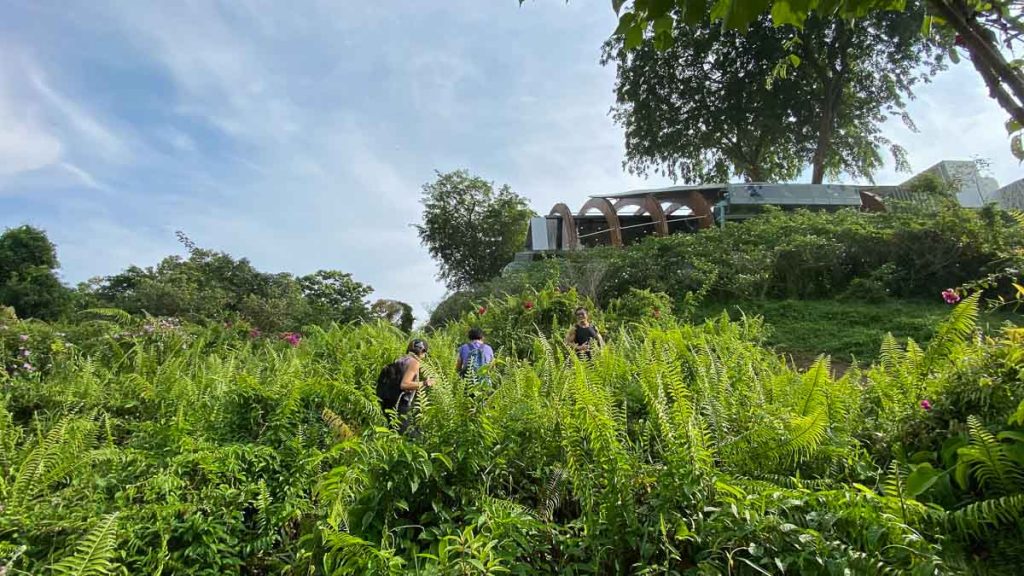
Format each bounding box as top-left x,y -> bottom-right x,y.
661,192 -> 714,228
578,197 -> 623,247
548,203 -> 580,250
684,191 -> 715,229
612,194 -> 669,236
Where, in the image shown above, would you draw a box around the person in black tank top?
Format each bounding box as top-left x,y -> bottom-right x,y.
566,307 -> 604,359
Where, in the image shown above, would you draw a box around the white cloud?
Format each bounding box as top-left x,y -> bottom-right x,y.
58,162 -> 108,191
29,70 -> 129,163
0,55 -> 63,175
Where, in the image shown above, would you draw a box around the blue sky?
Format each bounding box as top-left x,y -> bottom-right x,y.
0,1 -> 1020,320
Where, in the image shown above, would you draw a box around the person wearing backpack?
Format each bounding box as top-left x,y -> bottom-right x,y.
565,307 -> 603,360
376,339 -> 433,427
456,327 -> 494,379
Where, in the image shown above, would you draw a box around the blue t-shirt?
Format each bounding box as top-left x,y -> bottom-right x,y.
457,341 -> 494,371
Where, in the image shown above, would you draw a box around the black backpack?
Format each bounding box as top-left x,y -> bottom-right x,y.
375,360 -> 405,411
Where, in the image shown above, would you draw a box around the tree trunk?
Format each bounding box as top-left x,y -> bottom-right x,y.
810,24 -> 849,184
811,100 -> 835,184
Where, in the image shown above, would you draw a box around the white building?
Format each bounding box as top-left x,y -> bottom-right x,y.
902,160 -> 1001,208
995,178 -> 1024,211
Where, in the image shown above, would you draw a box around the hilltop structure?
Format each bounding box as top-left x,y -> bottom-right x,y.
522,159 -> 1019,254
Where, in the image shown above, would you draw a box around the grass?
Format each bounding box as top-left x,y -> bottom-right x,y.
695,298 -> 1021,365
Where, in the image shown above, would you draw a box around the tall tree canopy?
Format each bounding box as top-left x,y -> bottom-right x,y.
0,226 -> 70,320
417,170 -> 535,291
602,4 -> 942,183
604,0 -> 1024,161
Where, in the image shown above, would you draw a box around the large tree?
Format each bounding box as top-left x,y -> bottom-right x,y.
416,170 -> 535,291
604,0 -> 1024,161
0,226 -> 70,320
602,5 -> 941,183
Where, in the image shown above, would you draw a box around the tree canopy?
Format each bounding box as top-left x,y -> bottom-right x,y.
0,226 -> 70,320
602,4 -> 942,183
416,170 -> 535,291
604,0 -> 1024,161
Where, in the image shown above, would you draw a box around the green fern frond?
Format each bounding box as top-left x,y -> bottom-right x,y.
922,293 -> 980,373
48,513 -> 120,576
944,494 -> 1024,534
957,415 -> 1024,495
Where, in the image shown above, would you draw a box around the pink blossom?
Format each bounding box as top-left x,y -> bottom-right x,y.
19,348 -> 30,357
249,328 -> 262,339
920,399 -> 933,411
22,362 -> 33,372
280,332 -> 302,347
477,306 -> 487,315
523,300 -> 535,310
18,334 -> 29,342
941,289 -> 961,304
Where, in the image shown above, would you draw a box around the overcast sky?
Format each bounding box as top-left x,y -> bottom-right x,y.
1,1 -> 1020,320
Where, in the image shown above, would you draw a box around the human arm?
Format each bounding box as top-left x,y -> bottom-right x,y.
455,346 -> 464,374
400,357 -> 432,391
595,329 -> 605,348
565,327 -> 578,351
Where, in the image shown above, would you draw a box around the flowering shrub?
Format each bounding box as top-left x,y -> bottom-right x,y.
280,331 -> 302,347
461,286 -> 597,357
604,288 -> 675,331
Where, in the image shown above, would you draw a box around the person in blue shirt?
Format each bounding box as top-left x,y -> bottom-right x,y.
456,327 -> 494,379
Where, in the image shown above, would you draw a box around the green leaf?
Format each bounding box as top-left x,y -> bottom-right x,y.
906,463 -> 941,497
615,12 -> 637,35
1006,118 -> 1022,135
788,53 -> 802,67
654,15 -> 673,35
920,15 -> 933,35
713,0 -> 772,30
771,0 -> 812,28
941,435 -> 967,467
1013,134 -> 1024,161
625,22 -> 645,49
680,0 -> 708,25
949,47 -> 961,64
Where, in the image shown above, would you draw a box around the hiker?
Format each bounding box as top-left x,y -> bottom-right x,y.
456,327 -> 494,379
566,307 -> 603,360
377,339 -> 433,427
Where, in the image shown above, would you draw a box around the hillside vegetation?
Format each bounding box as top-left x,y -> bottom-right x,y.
2,288 -> 1023,574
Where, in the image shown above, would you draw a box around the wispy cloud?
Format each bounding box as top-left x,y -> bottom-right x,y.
0,53 -> 63,176
58,162 -> 108,191
29,69 -> 129,163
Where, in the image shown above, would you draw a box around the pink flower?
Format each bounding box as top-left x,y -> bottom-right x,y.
523,300 -> 535,310
249,328 -> 262,339
19,348 -> 30,357
18,334 -> 29,342
920,399 -> 933,411
477,306 -> 487,315
22,362 -> 33,372
280,332 -> 302,347
941,289 -> 961,304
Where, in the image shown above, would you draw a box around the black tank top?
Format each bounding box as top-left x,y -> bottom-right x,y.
573,324 -> 598,346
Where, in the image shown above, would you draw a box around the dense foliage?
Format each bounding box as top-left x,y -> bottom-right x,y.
416,170 -> 535,291
601,4 -> 942,183
0,228 -> 413,333
602,0 -> 1024,161
430,202 -> 1024,327
0,226 -> 71,321
1,286 -> 1022,574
